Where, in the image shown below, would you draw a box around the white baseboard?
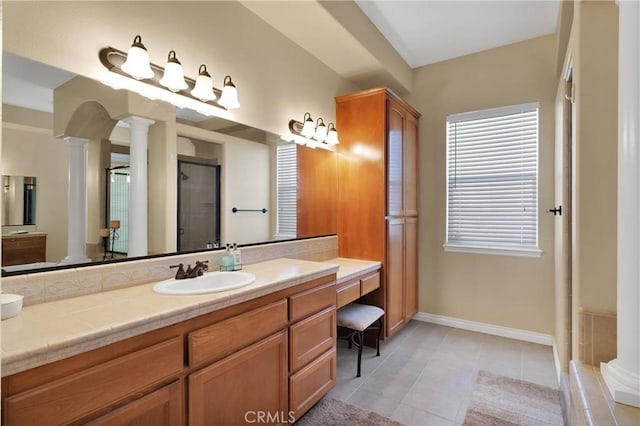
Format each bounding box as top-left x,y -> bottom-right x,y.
413,312 -> 554,346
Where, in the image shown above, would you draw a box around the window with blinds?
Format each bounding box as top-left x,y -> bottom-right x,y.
445,102 -> 541,257
276,143 -> 297,239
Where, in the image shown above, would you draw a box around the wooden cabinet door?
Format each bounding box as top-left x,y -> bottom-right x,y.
404,112 -> 419,217
405,217 -> 418,320
386,217 -> 406,337
387,99 -> 405,217
188,331 -> 288,425
87,381 -> 183,426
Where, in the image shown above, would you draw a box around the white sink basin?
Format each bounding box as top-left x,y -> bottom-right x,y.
153,271 -> 256,295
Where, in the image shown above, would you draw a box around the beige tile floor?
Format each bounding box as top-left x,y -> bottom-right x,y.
327,320 -> 559,426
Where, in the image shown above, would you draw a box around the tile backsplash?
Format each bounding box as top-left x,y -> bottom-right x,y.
2,236 -> 338,306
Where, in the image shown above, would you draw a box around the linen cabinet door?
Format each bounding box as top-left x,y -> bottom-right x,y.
404,112 -> 419,217
386,217 -> 406,337
188,331 -> 288,425
387,99 -> 406,217
405,217 -> 418,320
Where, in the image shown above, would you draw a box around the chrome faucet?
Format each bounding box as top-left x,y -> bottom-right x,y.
170,260 -> 208,280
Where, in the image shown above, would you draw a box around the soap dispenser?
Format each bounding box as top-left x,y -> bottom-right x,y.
220,244 -> 235,271
232,243 -> 242,271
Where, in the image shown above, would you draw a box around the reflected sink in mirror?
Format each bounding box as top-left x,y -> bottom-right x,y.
153,271 -> 256,295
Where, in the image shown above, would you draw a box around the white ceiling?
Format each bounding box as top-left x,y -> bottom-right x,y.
355,0 -> 561,68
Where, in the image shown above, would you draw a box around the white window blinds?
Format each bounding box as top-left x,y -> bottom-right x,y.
445,102 -> 540,256
276,143 -> 297,238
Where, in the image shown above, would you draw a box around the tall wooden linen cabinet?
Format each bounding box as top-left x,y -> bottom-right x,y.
336,87 -> 420,337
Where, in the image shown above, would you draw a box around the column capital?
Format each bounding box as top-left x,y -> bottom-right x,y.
63,136 -> 89,146
122,116 -> 155,129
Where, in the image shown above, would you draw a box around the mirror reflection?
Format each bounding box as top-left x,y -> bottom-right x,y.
2,175 -> 37,226
1,51 -> 337,274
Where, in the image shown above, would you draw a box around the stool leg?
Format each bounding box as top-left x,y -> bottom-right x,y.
376,317 -> 382,357
357,330 -> 363,377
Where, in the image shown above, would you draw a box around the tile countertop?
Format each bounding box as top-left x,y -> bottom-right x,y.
1,258 -> 340,377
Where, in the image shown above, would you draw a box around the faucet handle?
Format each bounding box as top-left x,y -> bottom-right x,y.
169,263 -> 187,279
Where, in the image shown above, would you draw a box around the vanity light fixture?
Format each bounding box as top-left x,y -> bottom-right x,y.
314,118 -> 328,142
301,112 -> 316,138
282,113 -> 339,150
218,76 -> 240,110
120,35 -> 154,80
99,35 -> 240,114
326,123 -> 339,146
191,64 -> 216,102
159,50 -> 188,92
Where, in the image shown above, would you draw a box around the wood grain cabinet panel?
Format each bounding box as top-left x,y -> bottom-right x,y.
289,348 -> 336,420
188,299 -> 287,367
405,218 -> 418,319
361,272 -> 381,295
2,234 -> 46,266
289,281 -> 336,322
289,307 -> 336,373
188,331 -> 288,426
336,279 -> 361,308
386,218 -> 406,336
4,337 -> 183,425
87,380 -> 183,426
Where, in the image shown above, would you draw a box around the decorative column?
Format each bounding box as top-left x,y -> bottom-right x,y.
61,137 -> 91,264
601,0 -> 640,408
123,116 -> 155,257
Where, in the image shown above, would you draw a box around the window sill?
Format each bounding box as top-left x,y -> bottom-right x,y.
443,243 -> 543,258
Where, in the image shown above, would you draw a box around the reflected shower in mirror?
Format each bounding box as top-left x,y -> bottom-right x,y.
1,51 -> 337,275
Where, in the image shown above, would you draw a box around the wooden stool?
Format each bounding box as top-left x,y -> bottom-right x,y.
336,303 -> 384,377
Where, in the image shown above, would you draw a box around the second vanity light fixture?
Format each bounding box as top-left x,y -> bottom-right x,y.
283,112 -> 339,150
99,35 -> 240,113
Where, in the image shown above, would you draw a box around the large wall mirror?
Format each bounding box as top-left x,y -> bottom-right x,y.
1,51 -> 338,275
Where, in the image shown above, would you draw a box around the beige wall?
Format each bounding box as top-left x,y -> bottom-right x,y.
3,1 -> 358,139
2,106 -> 68,262
559,0 -> 618,356
407,35 -> 558,334
571,0 -> 618,313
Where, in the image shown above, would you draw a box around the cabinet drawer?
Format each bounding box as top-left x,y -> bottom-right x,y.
361,272 -> 381,295
290,307 -> 336,372
336,279 -> 360,308
289,348 -> 336,419
289,282 -> 336,322
188,299 -> 287,366
4,337 -> 183,425
87,380 -> 182,425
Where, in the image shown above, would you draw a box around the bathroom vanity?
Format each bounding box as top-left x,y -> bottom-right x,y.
1,232 -> 46,266
1,259 -> 341,425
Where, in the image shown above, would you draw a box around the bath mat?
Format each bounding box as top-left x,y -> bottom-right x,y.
296,397 -> 402,426
463,370 -> 563,426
